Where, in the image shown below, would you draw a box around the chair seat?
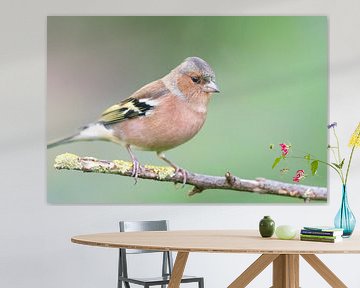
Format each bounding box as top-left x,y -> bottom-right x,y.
119,274 -> 203,285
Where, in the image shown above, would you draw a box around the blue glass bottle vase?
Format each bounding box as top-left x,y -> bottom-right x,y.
334,185 -> 356,237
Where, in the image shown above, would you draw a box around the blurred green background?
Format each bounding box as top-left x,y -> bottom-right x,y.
47,16 -> 328,204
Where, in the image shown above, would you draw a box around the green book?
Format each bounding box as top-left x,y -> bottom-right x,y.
300,235 -> 342,243
300,234 -> 340,240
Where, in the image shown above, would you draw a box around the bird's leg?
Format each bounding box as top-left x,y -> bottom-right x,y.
156,152 -> 188,186
126,144 -> 141,183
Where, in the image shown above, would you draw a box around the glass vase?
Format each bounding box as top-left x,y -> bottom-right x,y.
334,185 -> 356,237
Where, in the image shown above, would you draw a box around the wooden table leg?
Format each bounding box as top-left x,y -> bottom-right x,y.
287,255 -> 299,288
272,254 -> 299,288
301,254 -> 347,288
168,252 -> 189,288
228,254 -> 279,288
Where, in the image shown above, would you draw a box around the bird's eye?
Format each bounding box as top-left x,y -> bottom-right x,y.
191,76 -> 201,84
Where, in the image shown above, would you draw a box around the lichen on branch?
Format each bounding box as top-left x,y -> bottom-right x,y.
53,153 -> 327,201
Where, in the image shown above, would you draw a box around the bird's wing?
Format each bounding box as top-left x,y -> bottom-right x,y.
99,98 -> 153,125
98,80 -> 169,126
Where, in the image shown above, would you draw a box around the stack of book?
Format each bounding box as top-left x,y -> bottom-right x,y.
300,226 -> 344,243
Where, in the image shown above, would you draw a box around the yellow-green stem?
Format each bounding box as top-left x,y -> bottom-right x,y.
345,145 -> 356,185
345,130 -> 360,185
332,127 -> 345,183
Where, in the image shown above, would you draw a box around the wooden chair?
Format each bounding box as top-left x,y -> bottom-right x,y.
118,220 -> 204,288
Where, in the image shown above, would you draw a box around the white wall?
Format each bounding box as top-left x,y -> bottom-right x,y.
1,0 -> 360,287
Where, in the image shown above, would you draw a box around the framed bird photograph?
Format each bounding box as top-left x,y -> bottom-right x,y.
47,16 -> 328,204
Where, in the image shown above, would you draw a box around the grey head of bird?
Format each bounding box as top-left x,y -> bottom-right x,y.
163,56 -> 220,97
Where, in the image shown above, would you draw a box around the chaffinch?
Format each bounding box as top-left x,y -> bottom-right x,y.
48,56 -> 220,184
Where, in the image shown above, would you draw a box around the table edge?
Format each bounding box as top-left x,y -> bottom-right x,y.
71,230 -> 360,255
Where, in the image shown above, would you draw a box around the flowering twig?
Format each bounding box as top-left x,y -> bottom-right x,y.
271,122 -> 360,186
289,156 -> 342,180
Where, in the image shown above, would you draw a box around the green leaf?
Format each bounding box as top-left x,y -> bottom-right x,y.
304,154 -> 311,163
311,160 -> 319,176
272,157 -> 282,169
332,162 -> 341,169
332,159 -> 345,170
339,158 -> 345,169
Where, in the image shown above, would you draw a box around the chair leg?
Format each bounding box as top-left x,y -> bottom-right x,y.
118,250 -> 122,288
199,278 -> 204,288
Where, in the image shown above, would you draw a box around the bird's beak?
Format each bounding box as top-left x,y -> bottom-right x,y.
203,80 -> 220,93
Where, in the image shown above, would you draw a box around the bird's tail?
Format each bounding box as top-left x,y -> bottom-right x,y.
47,134 -> 79,149
47,123 -> 116,149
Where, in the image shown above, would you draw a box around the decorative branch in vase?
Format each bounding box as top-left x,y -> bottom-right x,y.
271,122 -> 360,237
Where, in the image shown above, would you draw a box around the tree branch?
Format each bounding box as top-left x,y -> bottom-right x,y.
53,153 -> 327,201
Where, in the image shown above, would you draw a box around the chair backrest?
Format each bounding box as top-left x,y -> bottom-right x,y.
119,220 -> 169,254
118,220 -> 174,282
120,220 -> 168,232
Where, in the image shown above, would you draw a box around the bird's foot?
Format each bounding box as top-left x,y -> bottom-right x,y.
155,152 -> 187,187
174,167 -> 188,187
131,159 -> 142,184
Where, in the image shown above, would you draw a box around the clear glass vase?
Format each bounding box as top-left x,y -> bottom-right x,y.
334,185 -> 356,237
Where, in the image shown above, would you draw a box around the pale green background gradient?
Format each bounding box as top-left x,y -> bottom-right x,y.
47,16 -> 328,204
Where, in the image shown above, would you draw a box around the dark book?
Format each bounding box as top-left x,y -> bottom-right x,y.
301,229 -> 343,237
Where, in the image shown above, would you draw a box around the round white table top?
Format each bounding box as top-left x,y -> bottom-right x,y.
71,230 -> 360,254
